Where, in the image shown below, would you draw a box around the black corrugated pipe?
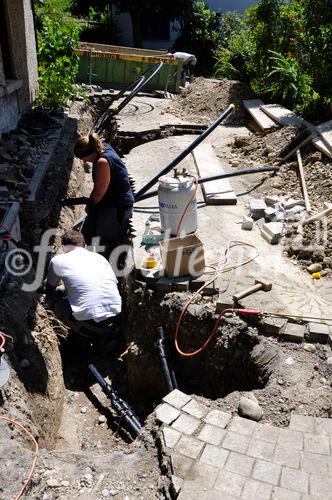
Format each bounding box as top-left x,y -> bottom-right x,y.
89,364 -> 142,437
133,104 -> 235,201
135,165 -> 280,202
156,326 -> 178,393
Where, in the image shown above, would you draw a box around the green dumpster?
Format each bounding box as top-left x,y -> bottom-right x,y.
75,42 -> 182,93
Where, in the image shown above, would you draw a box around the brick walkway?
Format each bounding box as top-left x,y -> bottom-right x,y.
156,390 -> 332,499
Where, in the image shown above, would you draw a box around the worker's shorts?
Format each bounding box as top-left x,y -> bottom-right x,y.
82,204 -> 133,245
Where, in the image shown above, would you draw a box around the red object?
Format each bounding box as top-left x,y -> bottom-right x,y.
238,308 -> 261,315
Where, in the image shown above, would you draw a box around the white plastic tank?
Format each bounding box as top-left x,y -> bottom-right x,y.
158,172 -> 197,236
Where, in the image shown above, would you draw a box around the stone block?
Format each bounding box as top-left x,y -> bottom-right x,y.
280,467 -> 308,494
221,431 -> 250,454
172,277 -> 190,292
171,451 -> 194,477
184,462 -> 219,490
224,451 -> 254,477
214,469 -> 245,497
241,478 -> 273,500
174,435 -> 205,459
289,414 -> 316,434
156,403 -> 180,425
309,473 -> 332,498
163,389 -> 191,409
282,323 -> 305,343
182,399 -> 208,419
300,452 -> 330,476
215,295 -> 234,314
199,444 -> 229,468
261,222 -> 283,244
172,413 -> 201,435
264,206 -> 277,221
242,216 -> 254,230
261,317 -> 287,336
283,198 -> 305,210
162,426 -> 181,449
250,198 -> 267,220
271,486 -> 301,500
273,445 -> 301,469
252,459 -> 281,485
156,277 -> 173,293
190,276 -> 217,295
252,423 -> 280,443
265,195 -> 279,207
228,416 -> 257,436
307,322 -> 330,343
197,424 -> 226,445
170,475 -> 183,497
204,409 -> 232,429
247,439 -> 275,461
303,432 -> 330,455
316,417 -> 332,435
278,429 -> 304,451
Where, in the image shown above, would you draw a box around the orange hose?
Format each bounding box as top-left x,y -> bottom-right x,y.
0,332 -> 6,350
176,175 -> 198,237
0,416 -> 39,500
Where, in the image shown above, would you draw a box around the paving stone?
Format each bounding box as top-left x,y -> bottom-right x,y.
215,295 -> 234,314
170,475 -> 183,497
224,451 -> 254,477
156,403 -> 180,425
156,277 -> 173,292
182,399 -> 208,419
171,413 -> 201,435
163,389 -> 191,409
304,432 -> 331,455
241,478 -> 273,499
316,417 -> 332,435
273,445 -> 301,469
196,423 -> 225,445
300,452 -> 330,476
204,409 -> 232,429
162,426 -> 181,449
280,467 -> 309,494
228,416 -> 257,436
252,459 -> 281,485
271,486 -> 301,500
252,423 -> 280,443
171,451 -> 194,477
247,439 -> 275,461
214,469 -> 246,497
250,198 -> 267,220
309,474 -> 332,498
184,462 -> 219,490
307,322 -> 330,343
289,414 -> 317,434
199,444 -> 229,468
261,317 -> 287,336
174,435 -> 205,459
221,431 -> 251,454
278,428 -> 304,450
178,490 -> 225,500
282,323 -> 305,343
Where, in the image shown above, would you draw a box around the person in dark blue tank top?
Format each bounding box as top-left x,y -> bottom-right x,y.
74,132 -> 134,260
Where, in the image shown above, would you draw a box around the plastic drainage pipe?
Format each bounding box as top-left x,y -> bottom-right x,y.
156,326 -> 178,393
135,165 -> 280,202
134,104 -> 235,201
88,364 -> 142,437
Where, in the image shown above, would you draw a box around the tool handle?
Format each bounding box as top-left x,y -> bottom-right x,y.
233,283 -> 262,301
237,308 -> 261,315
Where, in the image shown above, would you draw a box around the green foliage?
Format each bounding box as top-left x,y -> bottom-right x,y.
172,2 -> 219,76
34,0 -> 81,107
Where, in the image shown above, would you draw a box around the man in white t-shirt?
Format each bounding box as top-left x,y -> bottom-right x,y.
46,230 -> 121,335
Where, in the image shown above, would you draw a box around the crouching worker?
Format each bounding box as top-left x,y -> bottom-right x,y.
46,230 -> 121,337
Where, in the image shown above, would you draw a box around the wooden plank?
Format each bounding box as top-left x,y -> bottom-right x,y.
193,144 -> 237,205
316,120 -> 332,154
261,104 -> 316,133
311,136 -> 332,159
243,99 -> 278,131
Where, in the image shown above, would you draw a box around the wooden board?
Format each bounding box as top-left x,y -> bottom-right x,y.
260,104 -> 316,132
193,144 -> 237,205
312,136 -> 332,159
243,99 -> 278,131
316,120 -> 332,155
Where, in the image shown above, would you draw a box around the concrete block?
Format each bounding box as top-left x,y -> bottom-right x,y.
241,478 -> 273,499
228,416 -> 256,436
261,317 -> 287,336
252,459 -> 281,485
181,462 -> 219,490
301,452 -> 330,476
282,323 -> 305,343
215,295 -> 234,314
171,451 -> 194,477
221,431 -> 250,454
171,277 -> 190,292
214,469 -> 245,497
273,445 -> 301,469
224,451 -> 254,477
265,195 -> 279,206
309,475 -> 332,499
247,439 -> 275,461
242,216 -> 253,230
261,222 -> 283,244
204,409 -> 232,429
174,435 -> 205,459
199,444 -> 229,468
264,206 -> 277,221
278,429 -> 303,451
276,211 -> 285,222
250,198 -> 267,220
197,424 -> 226,445
162,426 -> 181,449
283,198 -> 305,210
303,432 -> 330,455
190,276 -> 217,295
280,467 -> 309,494
289,414 -> 316,434
307,322 -> 330,343
172,413 -> 201,435
182,399 -> 208,419
156,403 -> 180,425
271,486 -> 301,500
163,389 -> 191,409
252,423 -> 280,443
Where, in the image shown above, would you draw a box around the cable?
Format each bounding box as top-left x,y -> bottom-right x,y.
174,240 -> 260,357
0,416 -> 39,500
176,175 -> 198,237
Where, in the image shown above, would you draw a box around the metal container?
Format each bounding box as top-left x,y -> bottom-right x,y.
158,174 -> 197,236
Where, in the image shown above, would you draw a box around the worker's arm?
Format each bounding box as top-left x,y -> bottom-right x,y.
89,157 -> 111,205
46,260 -> 61,291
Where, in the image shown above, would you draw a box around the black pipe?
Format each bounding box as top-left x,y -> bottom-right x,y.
134,104 -> 235,201
135,165 -> 280,202
156,326 -> 178,393
88,364 -> 142,437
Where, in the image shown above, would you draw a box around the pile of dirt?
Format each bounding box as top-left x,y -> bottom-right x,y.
168,77 -> 256,124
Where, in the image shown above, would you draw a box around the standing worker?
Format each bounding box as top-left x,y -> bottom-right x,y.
168,52 -> 197,86
74,132 -> 134,259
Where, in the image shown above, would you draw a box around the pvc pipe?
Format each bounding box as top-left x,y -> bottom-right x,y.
134,104 -> 235,201
156,326 -> 178,393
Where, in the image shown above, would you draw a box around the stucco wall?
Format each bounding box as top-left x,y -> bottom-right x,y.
0,91 -> 20,136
